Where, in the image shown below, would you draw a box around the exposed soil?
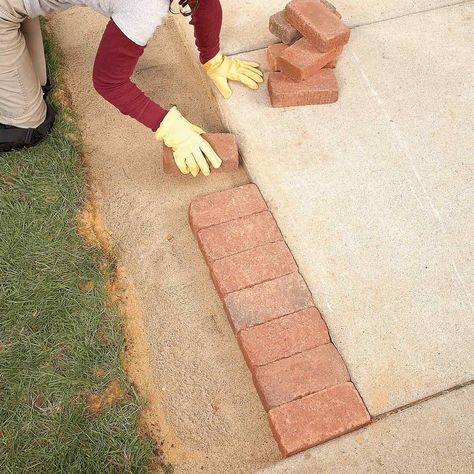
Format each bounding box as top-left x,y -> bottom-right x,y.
87,379 -> 127,415
49,8 -> 280,473
79,197 -> 182,468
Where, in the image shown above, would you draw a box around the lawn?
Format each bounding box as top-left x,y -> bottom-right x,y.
0,24 -> 162,473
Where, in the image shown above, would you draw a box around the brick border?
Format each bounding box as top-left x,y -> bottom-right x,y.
189,184 -> 370,456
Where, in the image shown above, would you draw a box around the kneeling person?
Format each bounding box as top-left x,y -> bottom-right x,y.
0,0 -> 264,176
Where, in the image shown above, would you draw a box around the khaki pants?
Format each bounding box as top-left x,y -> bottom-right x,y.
0,0 -> 47,128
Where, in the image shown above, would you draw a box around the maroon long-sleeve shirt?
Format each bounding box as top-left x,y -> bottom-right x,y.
93,0 -> 222,131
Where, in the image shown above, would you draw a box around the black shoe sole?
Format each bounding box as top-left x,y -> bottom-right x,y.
0,101 -> 56,153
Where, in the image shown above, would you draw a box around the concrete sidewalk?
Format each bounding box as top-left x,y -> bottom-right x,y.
174,0 -> 474,469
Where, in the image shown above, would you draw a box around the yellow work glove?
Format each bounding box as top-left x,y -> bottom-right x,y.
203,52 -> 264,99
156,106 -> 222,177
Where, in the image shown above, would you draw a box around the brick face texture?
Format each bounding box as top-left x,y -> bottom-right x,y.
253,344 -> 350,409
279,38 -> 342,81
210,241 -> 297,296
196,211 -> 283,264
224,273 -> 313,332
189,184 -> 267,233
285,0 -> 350,52
269,10 -> 302,45
238,307 -> 329,369
320,0 -> 342,18
269,383 -> 371,456
268,69 -> 339,107
326,57 -> 338,68
267,43 -> 290,72
163,133 -> 239,174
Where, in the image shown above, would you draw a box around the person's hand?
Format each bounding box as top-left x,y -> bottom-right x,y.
203,52 -> 264,99
156,107 -> 222,177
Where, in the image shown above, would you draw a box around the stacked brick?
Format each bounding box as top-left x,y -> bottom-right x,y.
189,184 -> 370,456
267,0 -> 350,107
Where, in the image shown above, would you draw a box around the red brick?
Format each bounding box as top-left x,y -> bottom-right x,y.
210,241 -> 296,297
238,307 -> 330,370
285,0 -> 350,52
197,211 -> 282,264
268,41 -> 341,75
322,48 -> 342,68
326,57 -> 338,68
224,272 -> 313,332
268,382 -> 371,456
268,70 -> 339,108
320,0 -> 342,19
267,43 -> 289,72
253,344 -> 349,410
279,38 -> 342,81
189,184 -> 267,234
163,133 -> 239,175
269,10 -> 302,45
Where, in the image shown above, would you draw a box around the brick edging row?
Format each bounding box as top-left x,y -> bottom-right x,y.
189,184 -> 370,457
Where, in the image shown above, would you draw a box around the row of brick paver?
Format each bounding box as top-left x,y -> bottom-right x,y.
189,183 -> 371,456
267,0 -> 351,107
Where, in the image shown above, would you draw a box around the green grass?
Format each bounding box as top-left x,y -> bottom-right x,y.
0,25 -> 161,473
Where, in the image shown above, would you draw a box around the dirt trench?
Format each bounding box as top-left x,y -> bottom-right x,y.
48,8 -> 280,473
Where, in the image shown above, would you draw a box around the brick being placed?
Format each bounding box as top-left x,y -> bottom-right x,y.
238,307 -> 330,370
279,38 -> 342,81
253,344 -> 350,410
189,184 -> 267,234
268,382 -> 371,456
196,211 -> 283,264
268,69 -> 339,108
210,241 -> 297,296
285,0 -> 350,52
269,10 -> 302,45
224,272 -> 313,332
163,133 -> 239,175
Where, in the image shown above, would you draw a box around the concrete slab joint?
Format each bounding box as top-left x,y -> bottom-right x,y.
189,184 -> 371,456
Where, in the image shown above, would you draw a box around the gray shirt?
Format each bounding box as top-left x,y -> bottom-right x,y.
23,0 -> 169,46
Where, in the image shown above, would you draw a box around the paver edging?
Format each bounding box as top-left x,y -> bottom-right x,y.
189,184 -> 371,456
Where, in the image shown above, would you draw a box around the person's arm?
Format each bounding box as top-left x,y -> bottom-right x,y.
188,0 -> 223,64
93,19 -> 168,131
187,0 -> 263,98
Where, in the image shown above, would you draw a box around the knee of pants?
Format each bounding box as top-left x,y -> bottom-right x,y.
0,35 -> 46,128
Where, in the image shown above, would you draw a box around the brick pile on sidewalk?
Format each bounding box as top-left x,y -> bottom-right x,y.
267,0 -> 350,107
189,184 -> 370,456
